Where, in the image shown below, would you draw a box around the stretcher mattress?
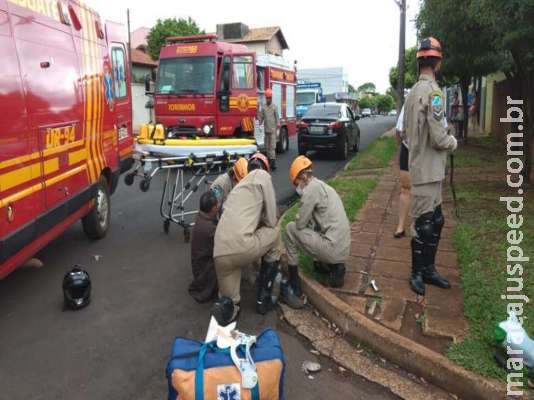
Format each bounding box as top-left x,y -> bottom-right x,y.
135,143 -> 258,158
137,138 -> 256,147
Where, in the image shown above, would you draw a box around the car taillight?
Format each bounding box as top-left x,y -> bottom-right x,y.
329,121 -> 343,129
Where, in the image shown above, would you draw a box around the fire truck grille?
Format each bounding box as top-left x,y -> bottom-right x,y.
169,126 -> 198,138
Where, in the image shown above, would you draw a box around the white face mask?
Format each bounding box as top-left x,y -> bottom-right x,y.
295,185 -> 304,196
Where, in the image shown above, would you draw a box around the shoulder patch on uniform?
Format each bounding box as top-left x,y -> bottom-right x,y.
431,91 -> 444,121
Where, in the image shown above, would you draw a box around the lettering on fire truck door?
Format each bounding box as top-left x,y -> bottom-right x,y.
0,6 -> 45,237
13,11 -> 87,210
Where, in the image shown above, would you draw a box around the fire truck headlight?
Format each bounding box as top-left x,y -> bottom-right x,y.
202,124 -> 212,135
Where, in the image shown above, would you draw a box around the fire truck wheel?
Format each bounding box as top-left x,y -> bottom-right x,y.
82,176 -> 110,240
276,127 -> 289,154
337,135 -> 349,160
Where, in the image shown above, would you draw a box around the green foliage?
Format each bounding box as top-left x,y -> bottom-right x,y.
375,94 -> 395,113
358,96 -> 377,110
357,82 -> 377,94
389,47 -> 418,91
416,0 -> 504,84
146,17 -> 204,60
348,84 -> 357,94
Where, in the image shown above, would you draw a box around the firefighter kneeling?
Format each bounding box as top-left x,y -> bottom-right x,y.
285,156 -> 350,289
212,153 -> 301,326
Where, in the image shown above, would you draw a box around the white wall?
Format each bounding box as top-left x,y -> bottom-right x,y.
132,83 -> 152,133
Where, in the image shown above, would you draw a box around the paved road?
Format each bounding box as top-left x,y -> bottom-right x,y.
0,117 -> 396,400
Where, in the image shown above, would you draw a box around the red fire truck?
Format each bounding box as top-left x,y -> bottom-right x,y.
148,34 -> 297,152
0,0 -> 134,278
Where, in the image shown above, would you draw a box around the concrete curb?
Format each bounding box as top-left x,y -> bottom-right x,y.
299,273 -> 529,400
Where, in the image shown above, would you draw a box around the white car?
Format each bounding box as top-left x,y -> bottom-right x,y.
388,109 -> 398,116
361,108 -> 372,118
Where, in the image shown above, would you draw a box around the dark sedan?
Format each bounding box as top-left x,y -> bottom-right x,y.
297,103 -> 361,160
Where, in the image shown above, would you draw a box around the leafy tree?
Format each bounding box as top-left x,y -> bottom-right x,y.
147,17 -> 204,60
348,84 -> 357,94
376,94 -> 395,113
417,0 -> 504,140
357,82 -> 377,94
359,96 -> 377,110
389,47 -> 418,93
473,0 -> 534,181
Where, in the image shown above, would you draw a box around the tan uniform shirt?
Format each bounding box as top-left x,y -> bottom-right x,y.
214,169 -> 277,258
403,74 -> 457,185
258,103 -> 279,134
211,172 -> 233,203
296,178 -> 350,259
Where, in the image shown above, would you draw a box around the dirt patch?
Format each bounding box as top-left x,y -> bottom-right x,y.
400,302 -> 451,354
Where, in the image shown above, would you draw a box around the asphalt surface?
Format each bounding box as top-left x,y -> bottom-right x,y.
0,116 -> 396,400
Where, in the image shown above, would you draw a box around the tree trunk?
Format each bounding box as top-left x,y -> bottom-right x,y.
460,78 -> 470,142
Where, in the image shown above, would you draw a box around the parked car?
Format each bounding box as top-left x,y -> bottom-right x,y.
297,103 -> 361,160
361,108 -> 372,118
388,109 -> 398,116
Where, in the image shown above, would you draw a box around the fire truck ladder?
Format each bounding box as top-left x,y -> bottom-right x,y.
124,152 -> 240,242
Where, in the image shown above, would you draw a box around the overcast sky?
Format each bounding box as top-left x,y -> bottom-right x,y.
87,0 -> 420,93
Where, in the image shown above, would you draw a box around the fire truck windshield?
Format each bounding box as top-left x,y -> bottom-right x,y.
296,92 -> 317,106
156,56 -> 215,95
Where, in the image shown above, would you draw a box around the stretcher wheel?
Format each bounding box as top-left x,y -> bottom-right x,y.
183,228 -> 190,243
163,219 -> 170,234
140,179 -> 150,192
124,172 -> 135,186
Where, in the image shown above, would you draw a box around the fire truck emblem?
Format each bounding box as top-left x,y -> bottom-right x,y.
236,94 -> 249,112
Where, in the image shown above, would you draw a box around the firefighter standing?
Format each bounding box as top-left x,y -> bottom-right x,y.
257,89 -> 279,170
404,37 -> 458,296
284,156 -> 350,289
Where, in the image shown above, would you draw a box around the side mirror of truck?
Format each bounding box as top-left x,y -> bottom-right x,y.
144,74 -> 153,95
354,115 -> 360,121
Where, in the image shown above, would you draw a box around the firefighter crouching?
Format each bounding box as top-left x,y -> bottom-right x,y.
404,37 -> 457,296
257,88 -> 279,171
210,157 -> 248,205
212,153 -> 301,325
285,156 -> 350,289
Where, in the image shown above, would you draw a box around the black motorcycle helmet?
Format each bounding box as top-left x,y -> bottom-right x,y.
212,296 -> 236,326
62,266 -> 91,310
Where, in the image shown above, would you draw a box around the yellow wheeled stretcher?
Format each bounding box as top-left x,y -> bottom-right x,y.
125,124 -> 258,241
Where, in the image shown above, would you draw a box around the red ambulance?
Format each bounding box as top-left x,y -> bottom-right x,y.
0,0 -> 134,278
150,34 -> 296,152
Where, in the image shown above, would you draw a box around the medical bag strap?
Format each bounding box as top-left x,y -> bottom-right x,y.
195,343 -> 260,400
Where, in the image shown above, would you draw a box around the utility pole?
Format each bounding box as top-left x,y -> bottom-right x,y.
395,0 -> 406,112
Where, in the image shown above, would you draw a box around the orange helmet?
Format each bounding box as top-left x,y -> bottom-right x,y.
289,156 -> 313,185
417,37 -> 443,59
232,157 -> 248,182
265,88 -> 273,98
249,152 -> 270,172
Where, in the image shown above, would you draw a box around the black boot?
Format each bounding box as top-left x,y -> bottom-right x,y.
256,260 -> 278,315
212,297 -> 240,326
423,264 -> 451,289
410,238 -> 426,296
288,265 -> 302,298
328,264 -> 346,288
269,159 -> 277,171
423,206 -> 451,289
281,279 -> 304,309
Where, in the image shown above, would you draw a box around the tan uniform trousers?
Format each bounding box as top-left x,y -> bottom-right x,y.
264,130 -> 276,160
214,225 -> 279,304
285,221 -> 341,266
410,181 -> 442,236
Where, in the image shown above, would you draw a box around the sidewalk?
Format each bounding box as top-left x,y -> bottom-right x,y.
337,160 -> 469,351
